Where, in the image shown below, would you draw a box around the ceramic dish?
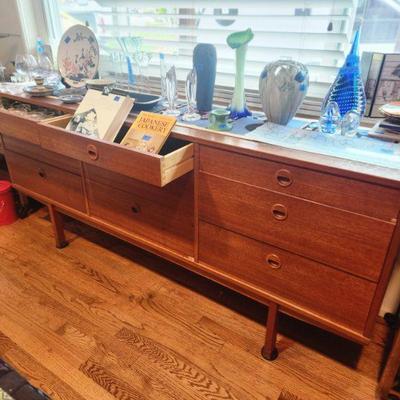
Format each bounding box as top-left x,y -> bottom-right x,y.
23,85 -> 54,97
57,24 -> 99,88
111,88 -> 162,111
379,102 -> 400,119
86,78 -> 115,91
59,94 -> 83,104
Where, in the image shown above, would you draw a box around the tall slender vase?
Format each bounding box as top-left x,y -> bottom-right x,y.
322,27 -> 366,117
227,28 -> 254,119
193,44 -> 217,113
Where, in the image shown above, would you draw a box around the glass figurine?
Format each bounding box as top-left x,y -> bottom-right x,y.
226,28 -> 254,120
182,68 -> 201,122
322,27 -> 366,118
319,101 -> 341,134
163,66 -> 180,116
341,111 -> 360,137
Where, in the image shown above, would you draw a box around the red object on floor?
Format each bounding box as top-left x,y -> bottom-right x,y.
0,181 -> 17,226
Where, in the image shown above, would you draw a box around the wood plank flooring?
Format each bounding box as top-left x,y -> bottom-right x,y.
0,207 -> 391,400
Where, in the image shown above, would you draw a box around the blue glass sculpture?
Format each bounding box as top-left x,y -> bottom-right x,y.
322,27 -> 366,117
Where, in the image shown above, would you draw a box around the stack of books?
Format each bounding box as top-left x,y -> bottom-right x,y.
369,118 -> 400,142
368,102 -> 400,142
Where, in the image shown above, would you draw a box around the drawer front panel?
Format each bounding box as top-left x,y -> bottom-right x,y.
199,146 -> 400,222
39,120 -> 194,187
3,136 -> 81,175
199,172 -> 394,281
199,222 -> 376,333
6,151 -> 85,212
0,109 -> 40,144
86,174 -> 194,257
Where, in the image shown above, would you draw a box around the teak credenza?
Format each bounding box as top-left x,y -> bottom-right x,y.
1,93 -> 400,361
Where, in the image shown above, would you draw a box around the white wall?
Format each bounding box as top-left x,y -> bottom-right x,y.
0,0 -> 25,65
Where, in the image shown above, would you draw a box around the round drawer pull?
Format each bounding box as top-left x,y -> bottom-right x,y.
275,169 -> 293,187
271,204 -> 288,221
87,144 -> 99,161
38,168 -> 46,179
266,254 -> 281,269
130,203 -> 141,214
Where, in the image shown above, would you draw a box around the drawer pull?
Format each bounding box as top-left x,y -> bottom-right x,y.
130,203 -> 141,214
87,144 -> 99,161
276,169 -> 293,187
266,254 -> 281,269
271,204 -> 288,221
38,168 -> 46,179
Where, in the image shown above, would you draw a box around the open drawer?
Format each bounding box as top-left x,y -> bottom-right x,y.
0,107 -> 41,145
38,115 -> 194,187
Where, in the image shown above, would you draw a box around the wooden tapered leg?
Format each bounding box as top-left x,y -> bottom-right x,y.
378,325 -> 400,399
261,302 -> 279,361
17,191 -> 30,219
48,205 -> 68,249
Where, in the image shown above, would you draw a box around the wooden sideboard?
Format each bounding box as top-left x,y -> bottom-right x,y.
1,93 -> 400,361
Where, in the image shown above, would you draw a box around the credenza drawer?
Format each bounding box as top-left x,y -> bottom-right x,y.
86,170 -> 194,256
38,116 -> 194,187
199,146 -> 400,222
0,108 -> 40,145
199,172 -> 394,281
199,221 -> 376,333
2,136 -> 81,175
6,151 -> 85,212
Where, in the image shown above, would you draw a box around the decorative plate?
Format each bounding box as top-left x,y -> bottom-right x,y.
59,94 -> 83,104
23,85 -> 54,97
57,24 -> 99,88
379,102 -> 400,119
86,78 -> 115,90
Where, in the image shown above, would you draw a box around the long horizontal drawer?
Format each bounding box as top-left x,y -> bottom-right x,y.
38,116 -> 194,187
0,108 -> 40,145
86,169 -> 194,257
199,221 -> 376,333
199,172 -> 394,281
6,151 -> 86,212
2,136 -> 81,175
199,146 -> 400,222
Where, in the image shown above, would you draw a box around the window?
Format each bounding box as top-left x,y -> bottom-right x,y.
43,0 -> 400,99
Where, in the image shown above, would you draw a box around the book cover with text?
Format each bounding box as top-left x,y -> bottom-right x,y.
121,111 -> 176,153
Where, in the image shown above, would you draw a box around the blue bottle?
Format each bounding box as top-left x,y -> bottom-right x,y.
322,27 -> 366,117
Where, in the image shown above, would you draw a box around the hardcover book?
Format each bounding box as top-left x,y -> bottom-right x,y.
121,111 -> 176,153
66,89 -> 134,142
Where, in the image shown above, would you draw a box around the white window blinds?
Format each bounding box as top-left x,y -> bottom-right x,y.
45,0 -> 400,99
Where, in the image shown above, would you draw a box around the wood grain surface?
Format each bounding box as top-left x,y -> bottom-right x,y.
198,221 -> 376,333
0,208 -> 391,400
199,172 -> 394,281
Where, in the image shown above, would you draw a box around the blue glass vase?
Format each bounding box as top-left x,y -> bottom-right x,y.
322,27 -> 366,117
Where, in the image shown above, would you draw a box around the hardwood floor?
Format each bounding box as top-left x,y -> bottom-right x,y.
0,207 -> 391,400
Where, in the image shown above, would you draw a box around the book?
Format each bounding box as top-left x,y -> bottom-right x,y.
66,89 -> 134,142
361,52 -> 384,116
379,118 -> 400,133
370,54 -> 400,117
368,120 -> 400,142
120,111 -> 176,153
